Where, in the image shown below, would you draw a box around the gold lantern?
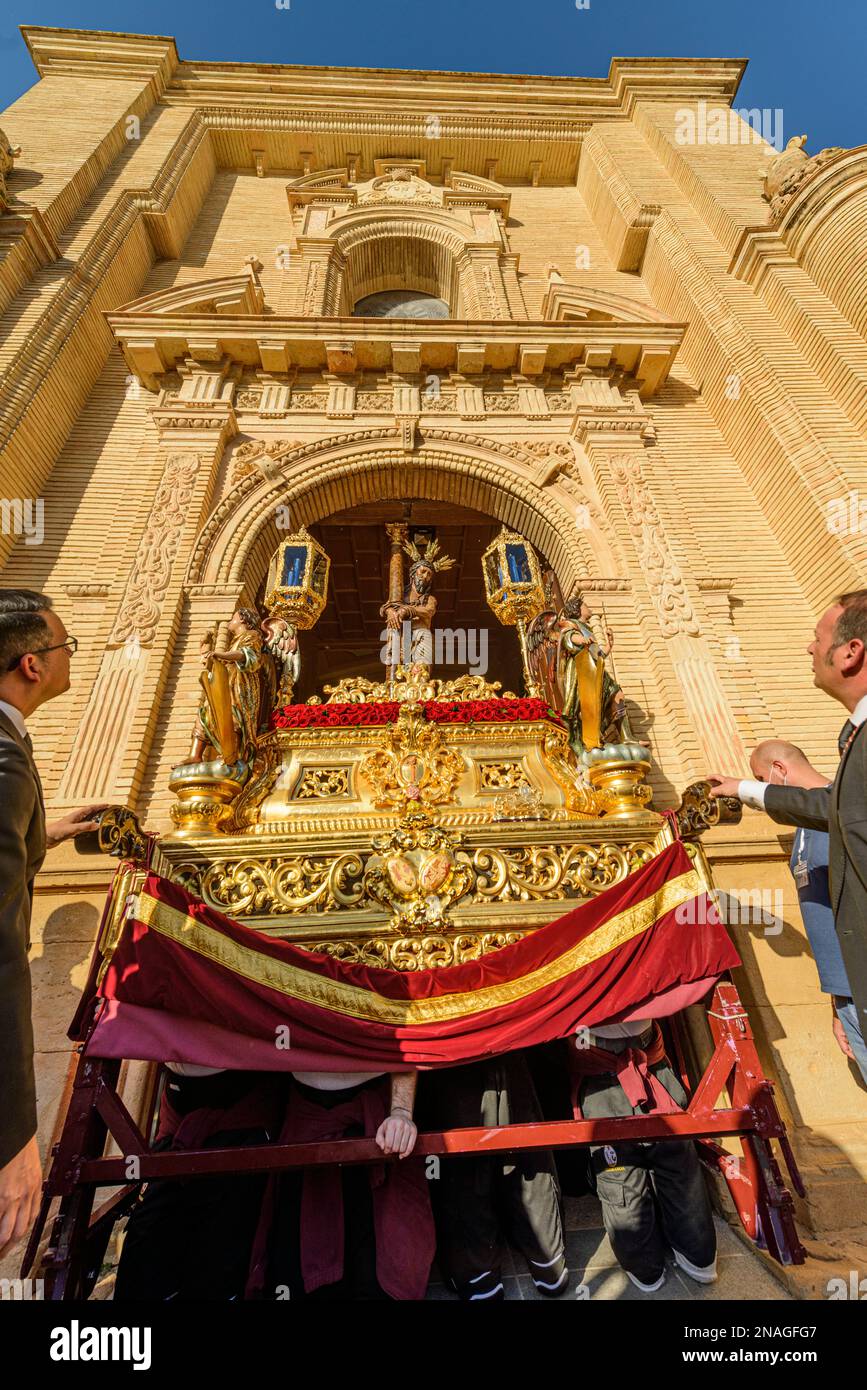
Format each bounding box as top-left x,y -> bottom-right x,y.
482,528 -> 546,697
264,525 -> 330,628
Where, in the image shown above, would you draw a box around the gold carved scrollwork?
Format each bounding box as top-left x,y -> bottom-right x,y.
306,929 -> 527,971
294,767 -> 351,799
175,852 -> 365,915
359,703 -> 465,809
362,806 -> 475,932
471,841 -> 655,902
226,745 -> 282,831
541,725 -> 600,814
478,761 -> 530,791
323,671 -> 507,704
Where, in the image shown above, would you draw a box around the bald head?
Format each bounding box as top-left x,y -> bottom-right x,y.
749,740 -> 828,789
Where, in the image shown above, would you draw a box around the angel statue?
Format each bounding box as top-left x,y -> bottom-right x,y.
261,613 -> 300,708
528,593 -> 643,756
186,607 -> 276,768
379,537 -> 456,674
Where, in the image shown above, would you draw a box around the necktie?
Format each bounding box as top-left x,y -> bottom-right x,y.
838,720 -> 856,756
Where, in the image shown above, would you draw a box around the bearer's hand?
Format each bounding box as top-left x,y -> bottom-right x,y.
833,1014 -> 856,1060
0,1136 -> 42,1259
375,1110 -> 417,1159
706,775 -> 741,800
45,803 -> 110,849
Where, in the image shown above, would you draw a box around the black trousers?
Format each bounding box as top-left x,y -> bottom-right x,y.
114,1072 -> 276,1302
581,1046 -> 716,1285
421,1053 -> 566,1298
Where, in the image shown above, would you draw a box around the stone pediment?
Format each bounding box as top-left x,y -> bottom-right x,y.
285,168 -> 355,213
542,282 -> 678,328
114,270 -> 264,318
285,162 -> 511,220
444,170 -> 511,217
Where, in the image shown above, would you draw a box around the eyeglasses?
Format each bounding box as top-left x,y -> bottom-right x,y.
6,636 -> 78,672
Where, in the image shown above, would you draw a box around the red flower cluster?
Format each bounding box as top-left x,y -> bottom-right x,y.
423,699 -> 562,725
270,702 -> 401,729
269,697 -> 563,730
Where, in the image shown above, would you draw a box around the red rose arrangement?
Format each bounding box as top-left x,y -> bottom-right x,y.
269,698 -> 564,730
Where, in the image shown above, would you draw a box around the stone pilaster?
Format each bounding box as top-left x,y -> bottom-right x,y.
56,386 -> 236,810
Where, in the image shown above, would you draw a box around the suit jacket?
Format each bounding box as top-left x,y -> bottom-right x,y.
764,720 -> 867,1036
0,708 -> 46,1169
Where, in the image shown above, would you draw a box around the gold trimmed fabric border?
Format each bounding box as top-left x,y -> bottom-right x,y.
135,868 -> 703,1027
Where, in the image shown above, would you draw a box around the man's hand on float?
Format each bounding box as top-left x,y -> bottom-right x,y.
375,1109 -> 417,1159
45,803 -> 110,850
0,1136 -> 42,1259
706,774 -> 741,800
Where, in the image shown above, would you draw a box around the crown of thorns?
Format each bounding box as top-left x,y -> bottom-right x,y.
403,538 -> 456,574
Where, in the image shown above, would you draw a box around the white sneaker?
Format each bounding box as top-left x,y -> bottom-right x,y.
673,1248 -> 718,1284
626,1268 -> 666,1293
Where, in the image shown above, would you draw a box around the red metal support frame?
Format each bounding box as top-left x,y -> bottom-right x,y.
23,978 -> 807,1299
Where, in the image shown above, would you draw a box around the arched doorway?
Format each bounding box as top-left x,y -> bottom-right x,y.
188,436 -> 603,706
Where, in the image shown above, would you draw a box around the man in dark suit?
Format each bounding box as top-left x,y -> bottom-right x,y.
707,589 -> 867,1058
0,590 -> 105,1258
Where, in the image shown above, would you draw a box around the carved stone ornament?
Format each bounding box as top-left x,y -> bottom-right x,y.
761,134 -> 846,222
0,126 -> 21,214
362,805 -> 475,932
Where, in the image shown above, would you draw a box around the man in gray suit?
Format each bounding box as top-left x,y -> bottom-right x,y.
0,590 -> 105,1258
708,589 -> 867,1059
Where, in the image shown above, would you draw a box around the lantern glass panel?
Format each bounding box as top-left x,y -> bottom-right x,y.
311,554 -> 328,596
280,546 -> 308,589
485,551 -> 502,593
506,544 -> 531,584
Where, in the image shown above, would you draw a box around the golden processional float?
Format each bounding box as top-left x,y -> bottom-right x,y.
26,524 -> 807,1298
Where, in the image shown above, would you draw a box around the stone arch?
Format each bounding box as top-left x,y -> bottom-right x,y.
187,435 -> 606,598
321,211 -> 479,316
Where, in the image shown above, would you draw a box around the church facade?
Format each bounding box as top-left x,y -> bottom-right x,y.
2,26 -> 866,1288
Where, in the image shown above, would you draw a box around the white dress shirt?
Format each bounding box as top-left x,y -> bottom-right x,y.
737,693 -> 867,809
0,698 -> 28,740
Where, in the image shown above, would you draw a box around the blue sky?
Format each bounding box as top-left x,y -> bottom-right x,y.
0,0 -> 863,152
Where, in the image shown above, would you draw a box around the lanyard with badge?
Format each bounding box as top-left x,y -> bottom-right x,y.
792,829 -> 809,889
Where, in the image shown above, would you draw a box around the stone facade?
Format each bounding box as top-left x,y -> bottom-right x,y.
2,28 -> 867,1287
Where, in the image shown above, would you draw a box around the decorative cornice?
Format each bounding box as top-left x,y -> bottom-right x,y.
21,26 -> 179,95
110,312 -> 684,397
18,30 -> 747,123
